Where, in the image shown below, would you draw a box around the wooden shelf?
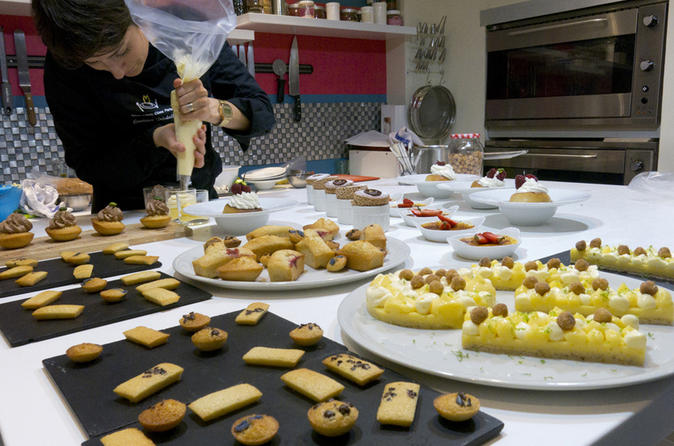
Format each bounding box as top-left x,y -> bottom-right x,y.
236,13 -> 416,40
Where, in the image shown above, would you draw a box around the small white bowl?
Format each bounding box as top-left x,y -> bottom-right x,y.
401,205 -> 459,228
396,174 -> 479,198
249,179 -> 280,191
448,227 -> 521,260
389,196 -> 434,217
415,215 -> 485,242
437,180 -> 511,210
352,204 -> 390,231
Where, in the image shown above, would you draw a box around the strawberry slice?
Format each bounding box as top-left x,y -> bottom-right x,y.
438,214 -> 457,227
473,233 -> 489,244
440,221 -> 452,230
411,208 -> 443,217
397,198 -> 414,208
481,232 -> 502,244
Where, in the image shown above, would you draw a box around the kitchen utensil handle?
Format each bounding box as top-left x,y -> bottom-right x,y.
292,95 -> 301,122
24,90 -> 36,126
1,83 -> 11,114
523,153 -> 598,159
277,78 -> 285,103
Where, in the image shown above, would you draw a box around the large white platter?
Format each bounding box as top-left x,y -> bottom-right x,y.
338,271 -> 674,390
173,237 -> 411,291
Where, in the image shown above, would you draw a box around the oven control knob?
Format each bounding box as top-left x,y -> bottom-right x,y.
631,160 -> 645,172
640,60 -> 655,71
643,15 -> 658,27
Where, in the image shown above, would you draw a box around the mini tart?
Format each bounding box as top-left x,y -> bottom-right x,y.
191,327 -> 228,351
0,232 -> 34,249
571,241 -> 674,280
434,392 -> 480,422
91,218 -> 125,235
425,174 -> 451,181
45,225 -> 82,242
140,214 -> 170,229
138,399 -> 186,432
307,400 -> 359,437
509,191 -> 552,202
231,414 -> 279,446
179,312 -> 211,332
289,323 -> 323,346
66,343 -> 103,363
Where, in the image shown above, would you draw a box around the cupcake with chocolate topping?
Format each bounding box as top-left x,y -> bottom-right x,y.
351,189 -> 391,231
141,199 -> 171,229
325,178 -> 354,218
0,212 -> 34,249
91,202 -> 125,235
46,208 -> 82,241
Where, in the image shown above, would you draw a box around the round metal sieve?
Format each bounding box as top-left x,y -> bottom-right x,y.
408,85 -> 456,143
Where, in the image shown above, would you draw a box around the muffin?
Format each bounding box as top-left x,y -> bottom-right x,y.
91,202 -> 125,235
231,414 -> 279,445
0,212 -> 34,249
351,189 -> 391,231
307,400 -> 359,437
191,327 -> 228,351
138,399 -> 186,432
510,175 -> 551,202
425,161 -> 456,181
222,191 -> 262,214
46,208 -> 82,242
140,199 -> 171,229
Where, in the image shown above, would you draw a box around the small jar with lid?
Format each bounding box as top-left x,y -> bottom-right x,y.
296,0 -> 315,17
341,7 -> 360,21
448,133 -> 484,176
315,4 -> 326,18
246,0 -> 265,13
386,10 -> 402,25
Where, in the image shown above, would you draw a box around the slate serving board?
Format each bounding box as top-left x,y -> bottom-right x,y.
0,273 -> 210,347
539,251 -> 673,289
43,311 -> 504,445
0,251 -> 162,299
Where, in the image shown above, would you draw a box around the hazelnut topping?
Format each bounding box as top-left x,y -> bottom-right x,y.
534,282 -> 551,296
470,307 -> 488,325
634,246 -> 647,256
658,247 -> 671,258
429,280 -> 444,296
556,311 -> 576,331
399,269 -> 414,281
593,308 -> 613,323
617,245 -> 630,255
410,275 -> 425,290
574,259 -> 590,272
424,274 -> 440,284
575,240 -> 587,251
640,281 -> 658,296
492,303 -> 508,317
546,258 -> 561,269
445,269 -> 458,280
478,257 -> 491,267
592,278 -> 609,291
524,261 -> 538,272
419,267 -> 433,276
435,268 -> 447,277
450,276 -> 466,291
569,282 -> 585,295
501,256 -> 514,269
590,237 -> 602,248
523,276 -> 538,289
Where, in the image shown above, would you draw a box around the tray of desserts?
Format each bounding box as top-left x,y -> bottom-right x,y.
0,246 -> 163,299
0,272 -> 210,347
42,309 -> 503,445
339,258 -> 674,390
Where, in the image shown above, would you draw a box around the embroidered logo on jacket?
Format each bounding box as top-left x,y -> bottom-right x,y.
136,95 -> 159,112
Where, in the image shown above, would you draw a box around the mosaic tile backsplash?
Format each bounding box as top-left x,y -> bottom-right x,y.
0,101 -> 381,183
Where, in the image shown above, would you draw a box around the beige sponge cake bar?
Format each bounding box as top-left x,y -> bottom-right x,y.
188,383 -> 262,422
136,278 -> 180,293
114,249 -> 147,259
114,362 -> 183,403
376,382 -> 420,427
73,264 -> 94,280
21,290 -> 62,309
281,368 -> 344,402
15,271 -> 48,287
32,304 -> 84,320
142,288 -> 180,306
102,242 -> 129,254
322,353 -> 384,386
0,265 -> 33,280
243,346 -> 305,368
121,270 -> 162,285
101,427 -> 155,446
235,302 -> 270,325
124,255 -> 159,265
124,326 -> 170,348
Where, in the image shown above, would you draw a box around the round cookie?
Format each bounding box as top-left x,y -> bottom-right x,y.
231,414 -> 279,445
326,255 -> 347,272
289,323 -> 323,346
66,343 -> 102,363
191,327 -> 228,351
138,399 -> 186,432
433,392 -> 480,422
307,400 -> 358,437
179,312 -> 211,332
100,288 -> 128,303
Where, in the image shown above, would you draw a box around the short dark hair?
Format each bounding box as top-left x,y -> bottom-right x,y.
32,0 -> 133,69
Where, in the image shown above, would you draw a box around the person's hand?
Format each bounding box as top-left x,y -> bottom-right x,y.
173,78 -> 220,124
153,123 -> 206,169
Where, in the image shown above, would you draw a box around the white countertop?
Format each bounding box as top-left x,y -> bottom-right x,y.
0,179 -> 672,445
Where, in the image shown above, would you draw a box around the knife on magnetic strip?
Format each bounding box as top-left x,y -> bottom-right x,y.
0,27 -> 11,115
13,30 -> 36,126
288,36 -> 301,122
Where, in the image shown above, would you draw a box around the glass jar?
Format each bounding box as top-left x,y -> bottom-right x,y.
386,10 -> 402,25
341,7 -> 360,21
287,3 -> 300,16
297,0 -> 316,17
246,0 -> 264,13
386,0 -> 396,9
262,0 -> 272,13
315,4 -> 326,18
448,133 -> 484,176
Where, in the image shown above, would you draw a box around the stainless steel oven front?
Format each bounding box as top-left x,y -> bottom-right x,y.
485,0 -> 667,132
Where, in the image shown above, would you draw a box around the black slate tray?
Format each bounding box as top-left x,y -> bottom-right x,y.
539,251 -> 673,289
43,312 -> 504,445
0,251 -> 162,298
0,273 -> 210,347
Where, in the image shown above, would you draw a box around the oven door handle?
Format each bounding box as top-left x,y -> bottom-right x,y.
508,17 -> 608,36
522,153 -> 598,159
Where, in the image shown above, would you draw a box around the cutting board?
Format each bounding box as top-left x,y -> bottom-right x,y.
334,174 -> 380,182
0,220 -> 186,263
41,311 -> 503,444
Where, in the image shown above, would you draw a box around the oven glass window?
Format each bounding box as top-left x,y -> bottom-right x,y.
487,35 -> 635,99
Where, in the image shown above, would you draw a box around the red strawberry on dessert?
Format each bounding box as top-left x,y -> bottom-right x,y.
435,161 -> 446,166
486,168 -> 497,178
496,168 -> 507,180
515,174 -> 526,189
525,174 -> 538,181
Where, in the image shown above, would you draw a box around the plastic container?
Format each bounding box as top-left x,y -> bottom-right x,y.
341,7 -> 360,21
387,10 -> 402,25
0,185 -> 22,221
448,133 -> 484,176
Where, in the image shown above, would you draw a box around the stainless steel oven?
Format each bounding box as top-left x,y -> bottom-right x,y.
485,0 -> 667,132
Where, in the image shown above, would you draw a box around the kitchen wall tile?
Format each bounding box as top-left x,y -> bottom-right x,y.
0,102 -> 380,183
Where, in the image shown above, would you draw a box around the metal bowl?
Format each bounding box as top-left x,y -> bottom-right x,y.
287,170 -> 310,188
58,194 -> 92,211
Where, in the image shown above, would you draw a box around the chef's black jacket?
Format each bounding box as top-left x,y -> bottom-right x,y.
44,43 -> 274,212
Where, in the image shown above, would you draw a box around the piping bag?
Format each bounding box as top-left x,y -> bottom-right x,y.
125,0 -> 237,189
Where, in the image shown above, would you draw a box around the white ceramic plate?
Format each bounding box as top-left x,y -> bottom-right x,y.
415,215 -> 485,243
468,188 -> 591,225
182,197 -> 297,235
401,205 -> 459,228
437,179 -> 513,210
338,272 -> 674,390
243,166 -> 287,181
172,237 -> 411,291
396,174 -> 479,198
448,227 -> 521,260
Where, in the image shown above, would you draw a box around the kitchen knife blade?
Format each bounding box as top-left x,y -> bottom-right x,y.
272,59 -> 286,103
247,42 -> 255,77
14,30 -> 36,126
0,28 -> 11,115
288,36 -> 301,122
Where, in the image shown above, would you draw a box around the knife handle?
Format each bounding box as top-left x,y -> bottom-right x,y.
24,91 -> 36,126
293,95 -> 301,122
1,83 -> 11,115
276,78 -> 285,103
